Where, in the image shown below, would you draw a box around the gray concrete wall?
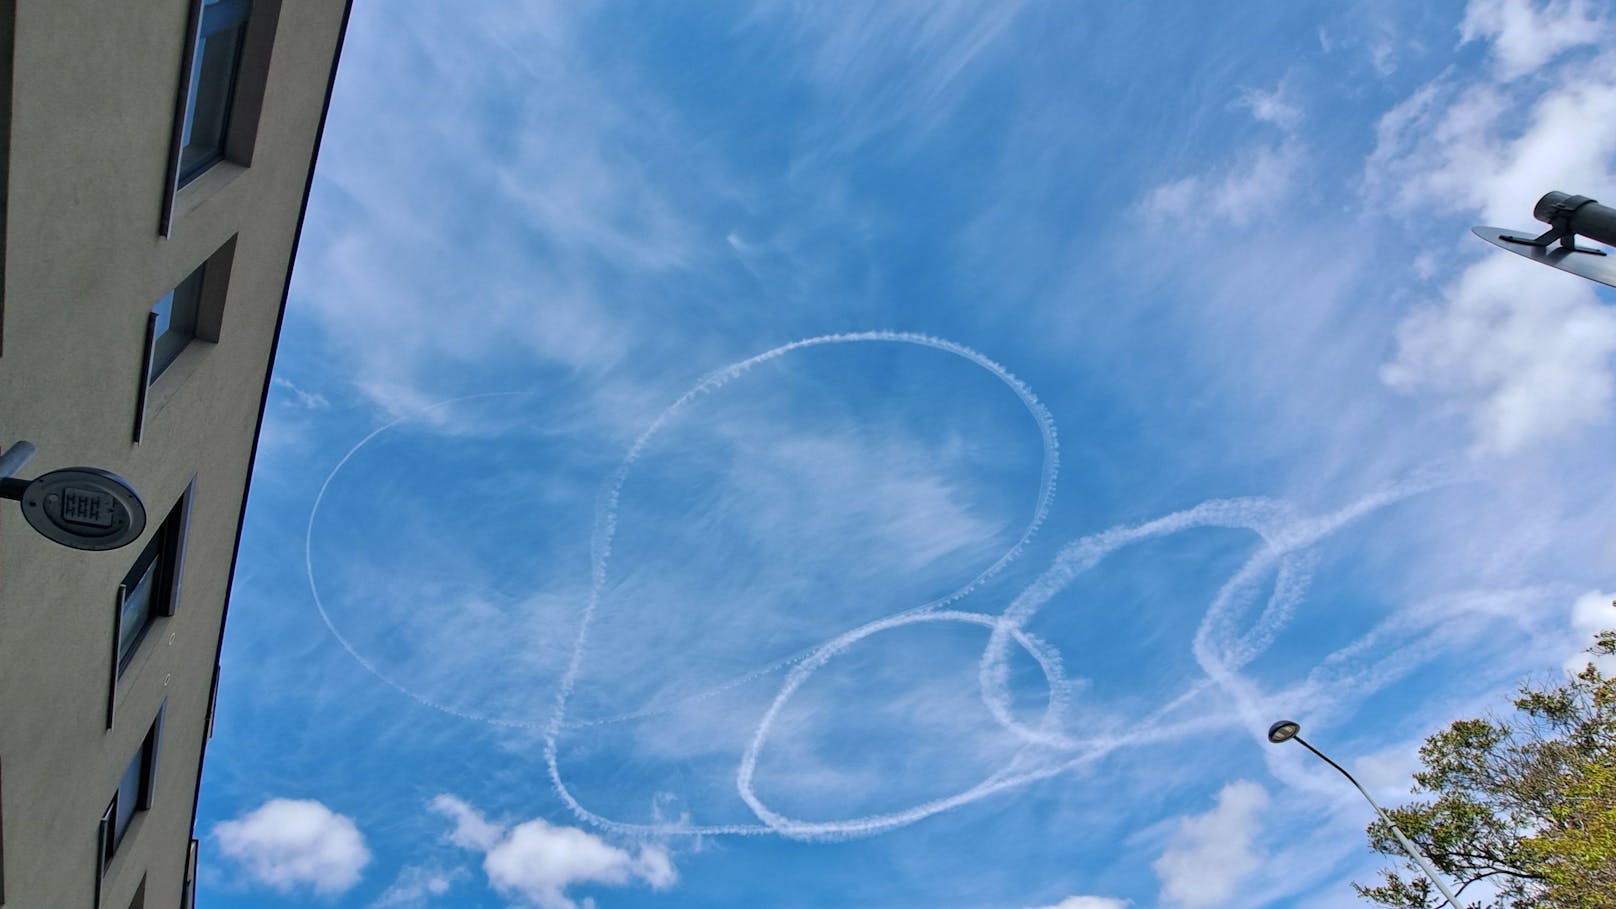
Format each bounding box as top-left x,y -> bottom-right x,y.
0,1 -> 348,905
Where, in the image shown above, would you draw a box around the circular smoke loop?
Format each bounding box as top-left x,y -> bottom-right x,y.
309,332 -> 1444,842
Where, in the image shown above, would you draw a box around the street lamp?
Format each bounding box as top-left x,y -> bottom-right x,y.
0,440 -> 146,551
1267,720 -> 1464,909
1473,191 -> 1616,288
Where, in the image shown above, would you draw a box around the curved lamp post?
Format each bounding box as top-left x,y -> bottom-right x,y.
1473,191 -> 1616,288
1267,720 -> 1464,909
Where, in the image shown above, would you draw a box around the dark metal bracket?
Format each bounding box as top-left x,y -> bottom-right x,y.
1501,193 -> 1609,256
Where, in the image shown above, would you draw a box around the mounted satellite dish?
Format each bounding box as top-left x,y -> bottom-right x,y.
1473,191 -> 1616,288
0,442 -> 147,551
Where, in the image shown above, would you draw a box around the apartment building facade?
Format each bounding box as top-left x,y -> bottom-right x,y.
0,1 -> 351,905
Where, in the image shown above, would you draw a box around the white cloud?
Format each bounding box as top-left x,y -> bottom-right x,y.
1567,590 -> 1616,672
1153,781 -> 1269,908
1461,0 -> 1608,78
369,865 -> 463,908
484,822 -> 676,909
429,794 -> 504,851
271,376 -> 330,410
1144,79 -> 1303,231
296,3 -> 725,416
1381,254 -> 1616,454
1367,16 -> 1616,453
1242,84 -> 1302,132
433,794 -> 676,909
759,0 -> 1024,149
1030,897 -> 1130,909
1145,142 -> 1301,229
213,798 -> 371,896
1365,48 -> 1616,226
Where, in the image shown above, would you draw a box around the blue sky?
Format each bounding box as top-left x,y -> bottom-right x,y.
196,2 -> 1616,907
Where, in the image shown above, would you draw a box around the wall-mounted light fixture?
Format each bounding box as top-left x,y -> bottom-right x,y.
0,441 -> 147,551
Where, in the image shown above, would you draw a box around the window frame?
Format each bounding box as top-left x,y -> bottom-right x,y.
159,0 -> 282,237
148,267 -> 205,385
179,839 -> 198,909
99,706 -> 165,881
175,0 -> 250,187
132,238 -> 235,445
106,483 -> 194,730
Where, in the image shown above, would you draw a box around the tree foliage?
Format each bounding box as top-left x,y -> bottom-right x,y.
1354,629 -> 1616,909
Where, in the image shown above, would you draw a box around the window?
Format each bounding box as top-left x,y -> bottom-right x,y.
98,707 -> 164,877
133,237 -> 235,444
177,0 -> 250,187
160,0 -> 281,235
108,484 -> 193,728
148,264 -> 204,384
179,840 -> 197,909
114,486 -> 192,670
116,553 -> 158,671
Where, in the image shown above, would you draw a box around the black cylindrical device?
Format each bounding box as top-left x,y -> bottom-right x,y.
1534,191 -> 1616,247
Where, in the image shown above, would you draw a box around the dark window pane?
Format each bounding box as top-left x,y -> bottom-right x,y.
117,558 -> 157,667
177,0 -> 250,185
100,799 -> 116,872
113,755 -> 141,848
150,265 -> 204,382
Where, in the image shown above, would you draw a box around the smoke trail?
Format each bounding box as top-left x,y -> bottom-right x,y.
546,332 -> 1061,836
306,393 -> 555,729
305,340 -> 1456,844
730,484 -> 1435,840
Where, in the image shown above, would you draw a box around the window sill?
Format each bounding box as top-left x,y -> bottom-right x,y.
145,340 -> 215,422
171,160 -> 248,227
101,806 -> 150,884
112,616 -> 171,702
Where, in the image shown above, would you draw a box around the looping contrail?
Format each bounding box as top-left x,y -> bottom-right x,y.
547,332 -> 1061,836
304,335 -> 1446,842
540,332 -> 1442,841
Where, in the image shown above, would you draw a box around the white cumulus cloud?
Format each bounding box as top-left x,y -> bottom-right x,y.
432,793 -> 676,909
1153,780 -> 1269,909
1568,590 -> 1616,673
213,798 -> 371,896
1382,254 -> 1616,454
1461,0 -> 1608,78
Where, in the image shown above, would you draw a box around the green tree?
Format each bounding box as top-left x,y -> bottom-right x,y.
1354,629 -> 1616,909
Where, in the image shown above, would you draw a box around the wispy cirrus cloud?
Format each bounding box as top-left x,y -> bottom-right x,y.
368,864 -> 464,908
296,3 -> 740,417
1143,141 -> 1303,229
1142,74 -> 1305,230
749,0 -> 1025,153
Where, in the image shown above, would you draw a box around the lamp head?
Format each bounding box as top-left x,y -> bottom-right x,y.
1267,720 -> 1301,744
